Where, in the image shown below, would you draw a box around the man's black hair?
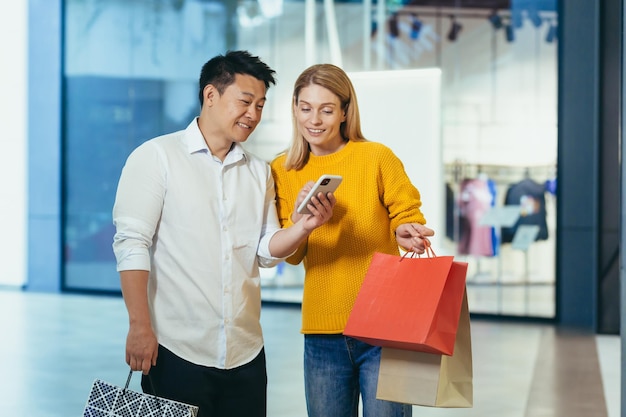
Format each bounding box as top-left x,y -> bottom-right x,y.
198,50 -> 277,106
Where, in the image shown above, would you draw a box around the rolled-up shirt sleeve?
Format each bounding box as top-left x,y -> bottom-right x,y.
256,164 -> 286,268
112,217 -> 154,271
112,142 -> 167,272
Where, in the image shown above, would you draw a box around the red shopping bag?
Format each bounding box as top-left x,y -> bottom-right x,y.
344,249 -> 468,356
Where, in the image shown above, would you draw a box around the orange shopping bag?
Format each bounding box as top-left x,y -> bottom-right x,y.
343,248 -> 468,356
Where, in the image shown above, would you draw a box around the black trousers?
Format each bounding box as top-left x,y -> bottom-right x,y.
142,345 -> 267,417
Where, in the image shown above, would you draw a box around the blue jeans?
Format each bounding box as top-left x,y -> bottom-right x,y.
304,334 -> 412,417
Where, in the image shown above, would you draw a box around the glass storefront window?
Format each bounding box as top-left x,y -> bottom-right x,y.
63,0 -> 228,290
239,1 -> 558,318
63,0 -> 557,318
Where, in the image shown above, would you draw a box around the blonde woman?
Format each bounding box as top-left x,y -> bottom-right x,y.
271,64 -> 434,417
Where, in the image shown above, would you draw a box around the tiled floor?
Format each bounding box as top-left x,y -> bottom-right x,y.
0,289 -> 619,417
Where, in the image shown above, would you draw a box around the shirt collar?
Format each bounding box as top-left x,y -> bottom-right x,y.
184,117 -> 248,164
225,142 -> 248,165
185,118 -> 209,154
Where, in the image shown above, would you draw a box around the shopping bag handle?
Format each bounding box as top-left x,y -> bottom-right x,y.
123,369 -> 160,401
400,245 -> 437,261
124,369 -> 158,391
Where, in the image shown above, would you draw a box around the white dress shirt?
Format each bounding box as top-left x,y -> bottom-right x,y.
113,118 -> 282,369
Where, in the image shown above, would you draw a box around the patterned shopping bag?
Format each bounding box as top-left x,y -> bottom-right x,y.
83,370 -> 199,417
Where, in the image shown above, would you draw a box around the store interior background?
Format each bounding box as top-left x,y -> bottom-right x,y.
2,0 -> 560,320
4,1 -> 625,414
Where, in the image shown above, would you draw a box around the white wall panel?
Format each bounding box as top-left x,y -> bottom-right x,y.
0,3 -> 28,286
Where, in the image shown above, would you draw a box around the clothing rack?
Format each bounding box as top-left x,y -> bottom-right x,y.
445,161 -> 557,186
444,161 -> 556,313
444,160 -> 556,249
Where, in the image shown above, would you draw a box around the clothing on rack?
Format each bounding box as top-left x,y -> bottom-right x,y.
445,183 -> 455,241
457,177 -> 496,257
501,178 -> 549,244
486,176 -> 499,256
545,177 -> 557,196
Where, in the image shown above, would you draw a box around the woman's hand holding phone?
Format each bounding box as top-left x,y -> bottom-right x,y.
291,175 -> 342,224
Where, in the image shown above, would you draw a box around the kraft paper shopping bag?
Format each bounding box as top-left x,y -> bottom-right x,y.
344,250 -> 468,355
376,290 -> 473,408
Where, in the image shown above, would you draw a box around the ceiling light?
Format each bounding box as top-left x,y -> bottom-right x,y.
511,9 -> 524,29
545,23 -> 557,43
410,14 -> 423,40
447,16 -> 462,42
389,13 -> 400,38
505,24 -> 515,42
528,7 -> 542,28
488,10 -> 503,30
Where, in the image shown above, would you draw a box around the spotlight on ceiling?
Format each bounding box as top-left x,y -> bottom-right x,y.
237,1 -> 265,28
545,23 -> 557,43
528,7 -> 542,28
388,12 -> 400,38
488,10 -> 503,29
410,14 -> 423,40
511,9 -> 524,29
447,16 -> 462,42
505,24 -> 515,42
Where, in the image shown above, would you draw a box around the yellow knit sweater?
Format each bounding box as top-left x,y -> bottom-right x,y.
270,140 -> 426,334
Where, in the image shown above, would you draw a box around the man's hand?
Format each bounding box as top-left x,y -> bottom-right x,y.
120,270 -> 157,375
126,323 -> 158,375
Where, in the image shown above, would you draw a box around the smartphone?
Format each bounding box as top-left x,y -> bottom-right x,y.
296,175 -> 343,215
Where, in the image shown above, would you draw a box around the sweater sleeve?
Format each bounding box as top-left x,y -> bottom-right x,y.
377,145 -> 427,235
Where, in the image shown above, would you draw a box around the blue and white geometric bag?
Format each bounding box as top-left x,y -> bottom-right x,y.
83,370 -> 199,417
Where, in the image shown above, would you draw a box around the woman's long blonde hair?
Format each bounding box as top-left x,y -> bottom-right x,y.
283,64 -> 368,170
